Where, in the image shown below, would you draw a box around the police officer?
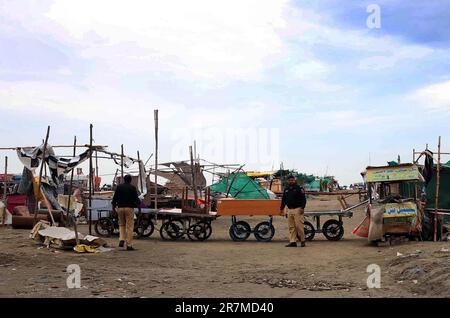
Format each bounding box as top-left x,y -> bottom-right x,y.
280,175 -> 307,247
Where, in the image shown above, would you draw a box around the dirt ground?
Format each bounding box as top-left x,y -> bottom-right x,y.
1,194 -> 449,298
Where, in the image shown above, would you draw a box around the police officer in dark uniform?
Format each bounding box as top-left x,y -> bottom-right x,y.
280,175 -> 307,247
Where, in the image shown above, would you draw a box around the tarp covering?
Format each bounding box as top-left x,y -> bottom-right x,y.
210,173 -> 270,199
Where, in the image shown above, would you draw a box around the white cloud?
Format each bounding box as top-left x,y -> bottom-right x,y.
18,0 -> 289,81
410,80 -> 450,113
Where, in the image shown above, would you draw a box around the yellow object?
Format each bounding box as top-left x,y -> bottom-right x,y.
73,244 -> 97,253
246,171 -> 275,177
383,202 -> 417,218
365,165 -> 423,183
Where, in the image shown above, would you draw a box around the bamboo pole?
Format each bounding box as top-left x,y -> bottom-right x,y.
34,126 -> 50,225
137,151 -> 144,194
121,144 -> 124,181
189,145 -> 198,206
2,156 -> 7,225
137,150 -> 143,225
154,109 -> 159,210
88,124 -> 93,235
0,145 -> 107,150
434,136 -> 441,242
95,150 -> 99,191
67,136 -> 79,245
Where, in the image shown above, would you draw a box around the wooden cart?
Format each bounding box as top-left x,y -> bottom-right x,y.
216,199 -> 354,242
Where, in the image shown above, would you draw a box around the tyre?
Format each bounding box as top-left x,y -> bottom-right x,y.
160,221 -> 184,240
95,218 -> 114,237
229,221 -> 251,241
187,222 -> 212,241
137,219 -> 155,237
300,221 -> 315,241
254,221 -> 275,242
322,219 -> 344,241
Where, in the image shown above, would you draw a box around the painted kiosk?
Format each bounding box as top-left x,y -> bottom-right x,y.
363,164 -> 424,244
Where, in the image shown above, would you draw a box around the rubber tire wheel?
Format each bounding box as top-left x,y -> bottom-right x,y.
160,221 -> 184,240
322,219 -> 344,241
187,222 -> 212,241
135,219 -> 154,238
254,221 -> 275,242
140,219 -> 155,237
229,221 -> 251,241
95,218 -> 114,237
299,221 -> 315,241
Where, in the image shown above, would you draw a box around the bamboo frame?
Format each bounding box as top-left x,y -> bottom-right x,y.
34,126 -> 50,225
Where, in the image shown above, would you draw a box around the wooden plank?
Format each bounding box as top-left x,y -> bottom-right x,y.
217,199 -> 283,216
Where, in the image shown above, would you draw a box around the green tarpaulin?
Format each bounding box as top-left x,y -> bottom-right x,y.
210,173 -> 270,199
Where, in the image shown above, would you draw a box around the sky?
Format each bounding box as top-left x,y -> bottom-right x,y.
0,0 -> 449,185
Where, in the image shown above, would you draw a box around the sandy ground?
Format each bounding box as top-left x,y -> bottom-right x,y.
1,194 -> 449,298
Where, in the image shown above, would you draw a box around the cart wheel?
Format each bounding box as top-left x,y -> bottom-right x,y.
136,219 -> 155,238
160,221 -> 184,240
322,219 -> 344,241
299,221 -> 315,241
254,221 -> 275,242
229,221 -> 251,241
188,222 -> 212,241
95,218 -> 114,237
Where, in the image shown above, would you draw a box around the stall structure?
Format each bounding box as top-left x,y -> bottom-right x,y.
360,163 -> 424,245
413,136 -> 450,241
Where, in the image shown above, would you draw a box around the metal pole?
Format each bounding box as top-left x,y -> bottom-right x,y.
2,156 -> 7,225
67,136 -> 79,245
88,124 -> 93,235
434,136 -> 441,242
154,109 -> 159,210
34,126 -> 50,224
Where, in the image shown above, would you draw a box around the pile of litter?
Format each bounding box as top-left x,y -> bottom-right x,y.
30,221 -> 108,253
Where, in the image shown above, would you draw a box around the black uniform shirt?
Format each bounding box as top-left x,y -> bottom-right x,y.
280,184 -> 307,210
112,183 -> 140,208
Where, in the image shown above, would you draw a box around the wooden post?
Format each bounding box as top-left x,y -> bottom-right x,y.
113,169 -> 118,188
67,136 -> 79,245
34,126 -> 50,224
121,144 -> 124,181
95,150 -> 99,191
189,145 -> 198,206
88,124 -> 93,235
412,148 -> 415,163
154,109 -> 159,210
137,151 -> 144,194
434,136 -> 441,242
137,150 -> 143,224
2,156 -> 7,225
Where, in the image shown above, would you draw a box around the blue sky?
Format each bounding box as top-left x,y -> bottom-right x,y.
0,0 -> 449,185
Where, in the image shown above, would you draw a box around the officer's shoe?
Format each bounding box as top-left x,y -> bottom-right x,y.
285,242 -> 297,247
300,241 -> 306,247
126,246 -> 136,251
119,240 -> 125,248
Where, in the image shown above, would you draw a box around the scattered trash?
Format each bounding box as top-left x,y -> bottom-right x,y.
440,247 -> 449,252
73,244 -> 97,253
397,252 -> 403,257
412,280 -> 418,284
414,266 -> 422,274
128,282 -> 136,286
97,246 -> 113,253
